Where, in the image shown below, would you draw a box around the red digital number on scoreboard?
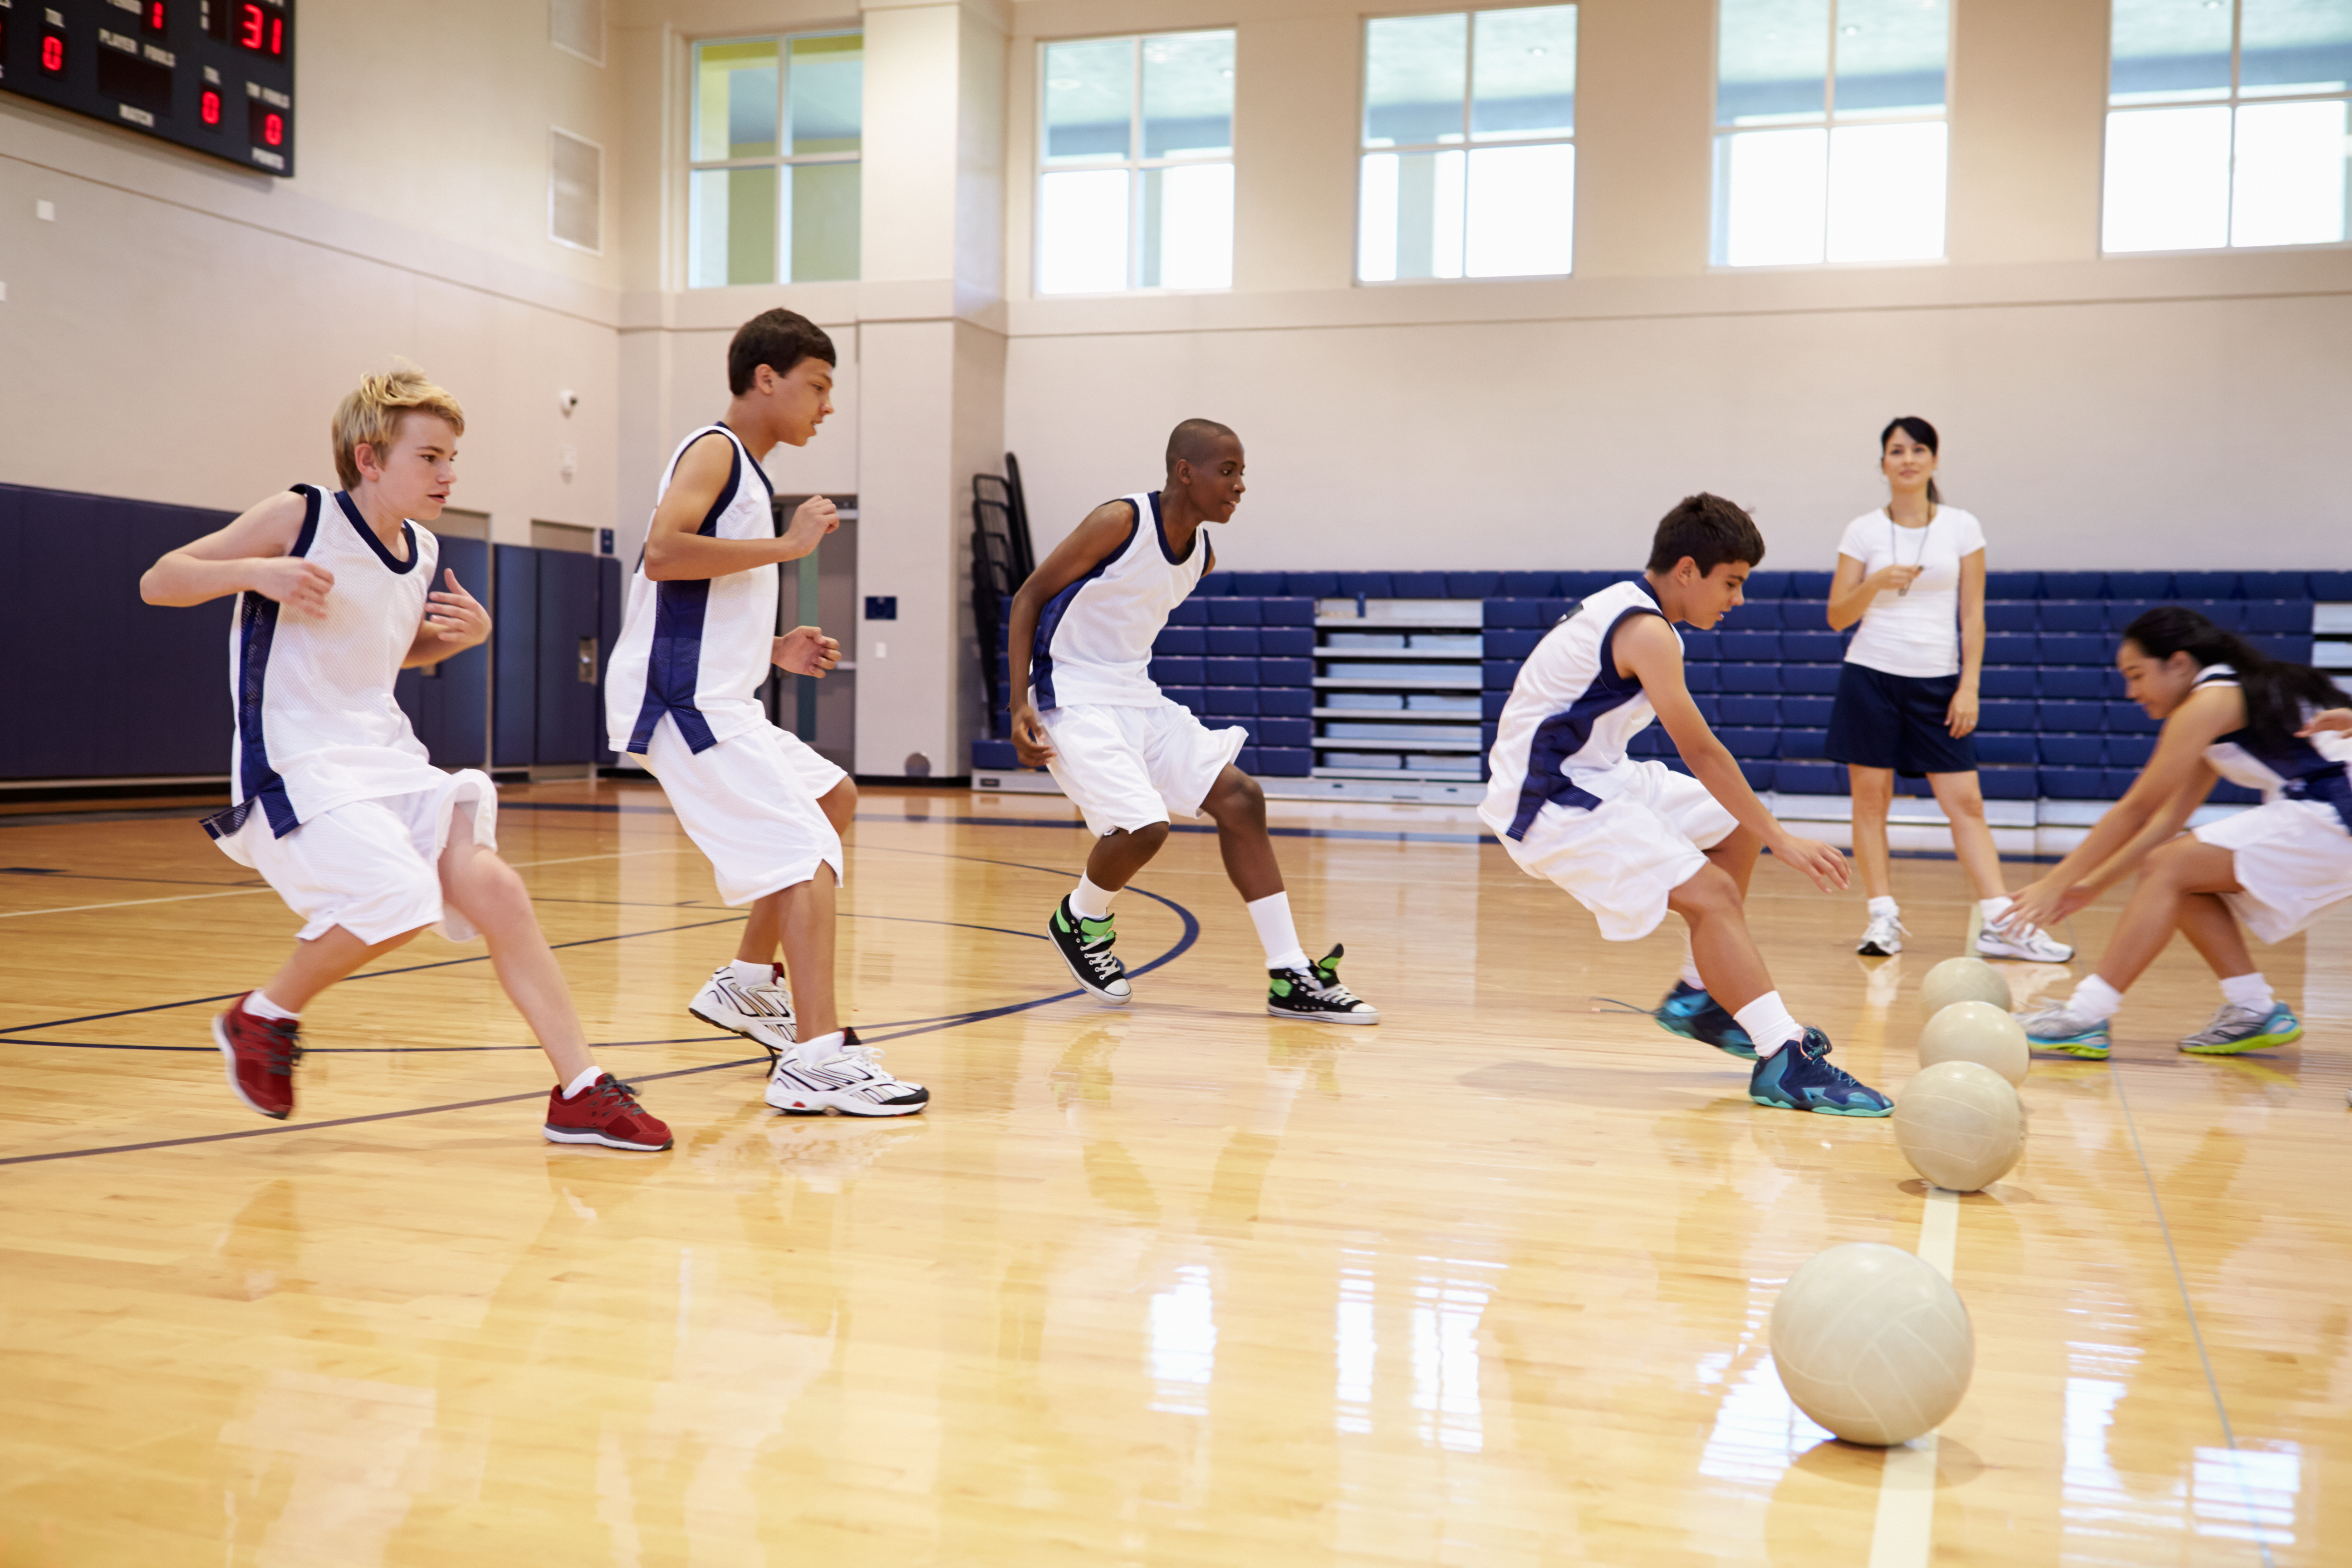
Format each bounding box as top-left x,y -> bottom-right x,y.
41,31 -> 67,75
201,88 -> 223,127
234,4 -> 287,60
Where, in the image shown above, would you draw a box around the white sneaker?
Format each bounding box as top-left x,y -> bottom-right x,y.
1857,912 -> 1906,956
689,964 -> 797,1061
1975,920 -> 2076,964
765,1030 -> 930,1117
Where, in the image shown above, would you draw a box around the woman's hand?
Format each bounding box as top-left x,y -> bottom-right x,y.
1877,564 -> 1925,596
2298,707 -> 2352,738
1946,685 -> 1979,739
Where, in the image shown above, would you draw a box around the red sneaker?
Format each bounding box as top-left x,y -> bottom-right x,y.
543,1074 -> 674,1151
212,994 -> 301,1120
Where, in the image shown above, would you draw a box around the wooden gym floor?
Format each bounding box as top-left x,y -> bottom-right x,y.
2,779 -> 2346,1566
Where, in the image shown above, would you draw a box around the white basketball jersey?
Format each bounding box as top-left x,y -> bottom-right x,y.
2192,664 -> 2352,827
1479,578 -> 1680,842
1030,490 -> 1206,709
607,424 -> 779,755
206,485 -> 449,847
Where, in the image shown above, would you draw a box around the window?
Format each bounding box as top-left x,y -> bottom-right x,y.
688,32 -> 862,288
1037,30 -> 1236,294
1711,0 -> 1950,267
2104,0 -> 2352,252
1358,6 -> 1579,282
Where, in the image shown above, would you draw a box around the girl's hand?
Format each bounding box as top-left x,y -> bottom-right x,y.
2297,707 -> 2352,738
1946,686 -> 1979,739
1878,564 -> 1925,595
2000,877 -> 2070,936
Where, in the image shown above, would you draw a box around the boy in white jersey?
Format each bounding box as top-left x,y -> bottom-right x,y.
608,309 -> 927,1117
139,370 -> 673,1150
1480,495 -> 1891,1115
1007,419 -> 1378,1023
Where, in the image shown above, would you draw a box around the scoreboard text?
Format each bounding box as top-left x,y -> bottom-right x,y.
0,0 -> 295,176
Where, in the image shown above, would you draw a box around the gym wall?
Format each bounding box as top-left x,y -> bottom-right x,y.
1000,0 -> 2352,575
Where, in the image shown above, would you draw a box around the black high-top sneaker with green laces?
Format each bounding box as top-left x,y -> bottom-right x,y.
1267,945 -> 1380,1024
1050,895 -> 1132,1003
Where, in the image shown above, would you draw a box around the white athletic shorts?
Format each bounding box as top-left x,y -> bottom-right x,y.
221,769 -> 500,946
1039,699 -> 1247,837
642,716 -> 847,905
1497,760 -> 1739,942
2194,797 -> 2352,944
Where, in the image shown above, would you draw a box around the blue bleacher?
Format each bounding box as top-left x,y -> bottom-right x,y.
981,570 -> 2338,797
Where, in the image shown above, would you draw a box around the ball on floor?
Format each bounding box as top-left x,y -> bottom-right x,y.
1918,999 -> 2030,1084
1895,1059 -> 2025,1191
1770,1241 -> 1975,1446
1920,955 -> 2013,1016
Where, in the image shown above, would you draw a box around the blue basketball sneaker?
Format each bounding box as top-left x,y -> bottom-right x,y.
2178,1000 -> 2302,1055
2018,1002 -> 2112,1060
1654,981 -> 1758,1061
1747,1029 -> 1892,1116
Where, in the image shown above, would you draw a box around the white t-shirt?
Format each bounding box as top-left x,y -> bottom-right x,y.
1836,506 -> 1986,679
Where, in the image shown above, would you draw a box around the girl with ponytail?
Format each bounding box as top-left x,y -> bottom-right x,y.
2002,606 -> 2352,1058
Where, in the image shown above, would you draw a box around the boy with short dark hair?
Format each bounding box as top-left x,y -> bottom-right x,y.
607,308 -> 927,1117
1007,419 -> 1379,1023
141,368 -> 673,1149
1479,493 -> 1892,1114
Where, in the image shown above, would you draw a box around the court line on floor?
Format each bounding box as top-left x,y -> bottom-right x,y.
503,799 -> 1499,848
1,915 -> 1056,1050
0,850 -> 1200,1165
2107,1063 -> 2280,1568
0,845 -> 691,921
0,915 -> 750,1035
1867,1187 -> 1958,1568
505,800 -> 2065,862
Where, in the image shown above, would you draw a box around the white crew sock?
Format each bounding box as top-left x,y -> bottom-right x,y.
1070,874 -> 1117,921
244,990 -> 300,1022
794,1029 -> 847,1066
729,958 -> 773,989
2219,972 -> 2275,1014
1733,991 -> 1803,1059
563,1064 -> 605,1098
1980,895 -> 2014,921
2067,975 -> 2125,1023
1867,896 -> 1899,921
1248,891 -> 1310,973
1679,934 -> 1704,992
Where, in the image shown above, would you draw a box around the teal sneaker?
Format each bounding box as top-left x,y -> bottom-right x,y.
2179,1001 -> 2302,1055
1747,1029 -> 1892,1116
1654,981 -> 1759,1061
1049,896 -> 1131,1003
2019,1002 -> 2112,1059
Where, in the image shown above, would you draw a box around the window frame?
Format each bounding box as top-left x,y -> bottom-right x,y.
1032,28 -> 1240,297
684,28 -> 864,289
1707,0 -> 1955,270
1353,4 -> 1582,285
2100,0 -> 2352,256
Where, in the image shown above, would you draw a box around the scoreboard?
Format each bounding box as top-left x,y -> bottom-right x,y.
0,0 -> 295,176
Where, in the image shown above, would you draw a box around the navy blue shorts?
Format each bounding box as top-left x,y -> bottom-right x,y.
1824,662 -> 1978,776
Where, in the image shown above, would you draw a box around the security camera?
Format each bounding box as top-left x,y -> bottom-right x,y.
557,389 -> 579,416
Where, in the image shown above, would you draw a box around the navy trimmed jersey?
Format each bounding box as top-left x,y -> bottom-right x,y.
1478,578 -> 1680,842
